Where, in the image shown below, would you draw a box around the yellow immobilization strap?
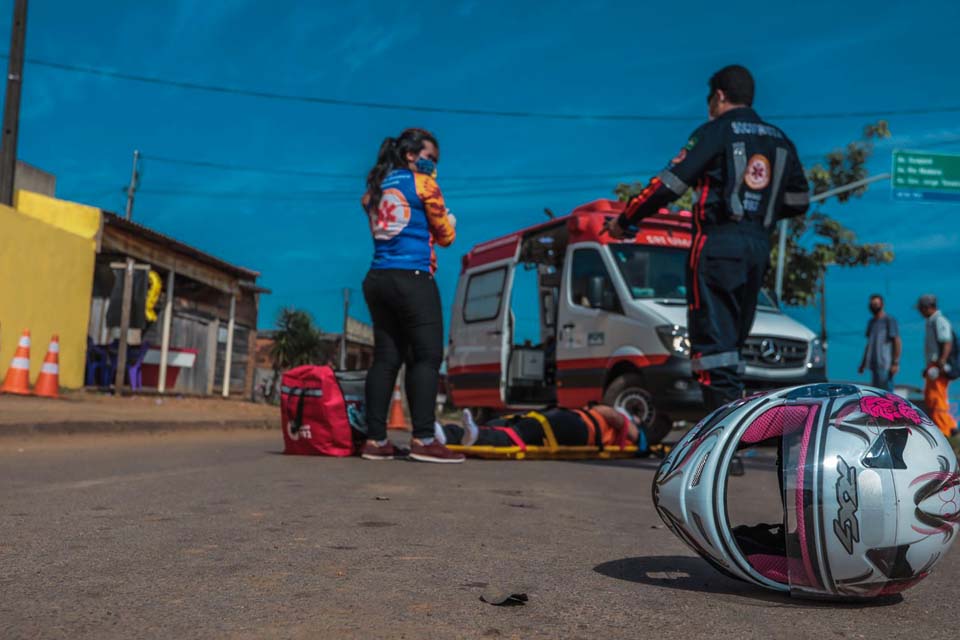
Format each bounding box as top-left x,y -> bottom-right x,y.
524,411 -> 559,451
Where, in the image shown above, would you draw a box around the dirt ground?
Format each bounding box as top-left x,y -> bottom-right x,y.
0,391 -> 277,428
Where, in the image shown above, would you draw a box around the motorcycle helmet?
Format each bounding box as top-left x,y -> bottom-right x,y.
652,383 -> 960,599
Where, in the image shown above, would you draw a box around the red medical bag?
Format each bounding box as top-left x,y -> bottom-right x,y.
280,365 -> 362,456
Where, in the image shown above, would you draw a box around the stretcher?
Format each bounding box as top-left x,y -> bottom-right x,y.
445,411 -> 672,460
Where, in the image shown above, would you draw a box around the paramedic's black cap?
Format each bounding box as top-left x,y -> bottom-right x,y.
917,294 -> 937,309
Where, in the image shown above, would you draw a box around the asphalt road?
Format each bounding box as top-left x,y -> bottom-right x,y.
1,431 -> 956,639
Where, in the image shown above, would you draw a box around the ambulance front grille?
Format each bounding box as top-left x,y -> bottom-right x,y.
742,336 -> 808,368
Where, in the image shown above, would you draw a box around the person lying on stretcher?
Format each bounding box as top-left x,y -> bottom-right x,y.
432,405 -> 640,449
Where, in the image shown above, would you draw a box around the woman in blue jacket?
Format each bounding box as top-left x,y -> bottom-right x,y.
360,128 -> 462,463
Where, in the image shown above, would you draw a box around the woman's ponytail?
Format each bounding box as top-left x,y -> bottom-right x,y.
365,137 -> 398,213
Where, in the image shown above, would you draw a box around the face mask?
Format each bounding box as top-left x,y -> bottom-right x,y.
415,157 -> 437,178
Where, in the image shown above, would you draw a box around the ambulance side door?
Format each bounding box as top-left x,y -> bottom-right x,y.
555,244 -> 623,407
447,260 -> 514,409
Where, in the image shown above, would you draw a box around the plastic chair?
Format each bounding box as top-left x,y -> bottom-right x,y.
85,337 -> 110,386
128,341 -> 150,391
104,339 -> 150,390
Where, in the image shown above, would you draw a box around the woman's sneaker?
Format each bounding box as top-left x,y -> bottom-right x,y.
361,440 -> 408,460
409,439 -> 465,464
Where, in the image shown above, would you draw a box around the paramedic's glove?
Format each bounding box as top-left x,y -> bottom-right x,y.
603,216 -> 626,239
447,212 -> 457,229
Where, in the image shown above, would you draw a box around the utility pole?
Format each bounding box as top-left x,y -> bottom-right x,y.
0,0 -> 27,206
339,288 -> 350,370
124,149 -> 140,220
114,149 -> 141,392
819,275 -> 828,350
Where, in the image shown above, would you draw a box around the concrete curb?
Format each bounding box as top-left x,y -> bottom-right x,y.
0,419 -> 277,438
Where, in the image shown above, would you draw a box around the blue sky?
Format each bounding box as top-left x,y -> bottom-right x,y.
7,0 -> 960,395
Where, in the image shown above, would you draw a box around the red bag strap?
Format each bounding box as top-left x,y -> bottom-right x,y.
490,426 -> 527,451
281,385 -> 323,434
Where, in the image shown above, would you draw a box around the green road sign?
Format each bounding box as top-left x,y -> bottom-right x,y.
892,149 -> 960,202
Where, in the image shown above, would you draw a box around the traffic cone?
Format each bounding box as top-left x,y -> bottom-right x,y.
387,383 -> 410,430
34,335 -> 60,399
1,329 -> 32,395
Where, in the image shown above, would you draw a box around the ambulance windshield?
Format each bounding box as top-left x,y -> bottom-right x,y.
610,245 -> 688,300
610,244 -> 780,310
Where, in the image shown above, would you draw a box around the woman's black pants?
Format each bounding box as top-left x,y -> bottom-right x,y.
362,268 -> 444,441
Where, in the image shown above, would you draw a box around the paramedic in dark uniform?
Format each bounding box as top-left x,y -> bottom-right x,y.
604,65 -> 810,411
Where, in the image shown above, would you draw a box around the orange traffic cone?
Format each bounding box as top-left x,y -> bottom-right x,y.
1,329 -> 32,395
387,383 -> 410,430
34,335 -> 60,399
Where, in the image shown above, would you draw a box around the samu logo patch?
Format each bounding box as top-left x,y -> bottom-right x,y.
371,188 -> 411,240
744,154 -> 770,190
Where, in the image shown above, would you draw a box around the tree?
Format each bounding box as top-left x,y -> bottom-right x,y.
263,307 -> 329,401
767,122 -> 894,313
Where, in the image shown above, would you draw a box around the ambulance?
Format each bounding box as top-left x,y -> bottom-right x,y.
446,199 -> 826,443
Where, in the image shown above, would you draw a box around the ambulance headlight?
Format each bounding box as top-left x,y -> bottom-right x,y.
656,325 -> 690,358
807,337 -> 825,368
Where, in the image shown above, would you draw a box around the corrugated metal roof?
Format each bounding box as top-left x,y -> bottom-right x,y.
102,211 -> 261,280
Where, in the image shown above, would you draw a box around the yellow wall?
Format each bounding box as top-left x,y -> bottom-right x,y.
14,190 -> 101,240
0,192 -> 100,388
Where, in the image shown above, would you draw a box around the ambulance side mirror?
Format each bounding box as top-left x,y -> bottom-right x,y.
587,276 -> 619,312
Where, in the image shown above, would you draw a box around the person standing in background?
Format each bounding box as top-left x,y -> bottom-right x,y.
858,293 -> 901,391
360,128 -> 464,463
917,294 -> 957,437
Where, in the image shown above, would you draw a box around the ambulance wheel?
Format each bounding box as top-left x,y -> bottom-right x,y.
603,373 -> 673,445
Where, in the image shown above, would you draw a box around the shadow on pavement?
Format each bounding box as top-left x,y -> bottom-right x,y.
569,454 -> 777,473
593,555 -> 903,608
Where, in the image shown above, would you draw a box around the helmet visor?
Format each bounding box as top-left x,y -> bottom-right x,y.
781,384 -> 910,599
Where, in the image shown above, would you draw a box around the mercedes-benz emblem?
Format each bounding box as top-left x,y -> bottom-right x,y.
759,338 -> 783,363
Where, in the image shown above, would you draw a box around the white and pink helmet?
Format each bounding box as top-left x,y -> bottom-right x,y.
652,383 -> 960,599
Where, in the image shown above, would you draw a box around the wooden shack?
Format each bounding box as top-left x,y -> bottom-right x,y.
90,212 -> 268,398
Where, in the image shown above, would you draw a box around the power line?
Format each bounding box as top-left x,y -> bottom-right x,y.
94,135 -> 960,205
15,54 -> 960,122
16,56 -> 695,121
145,155 -> 358,179
142,153 -> 654,182
139,136 -> 960,184
137,182 -> 621,202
